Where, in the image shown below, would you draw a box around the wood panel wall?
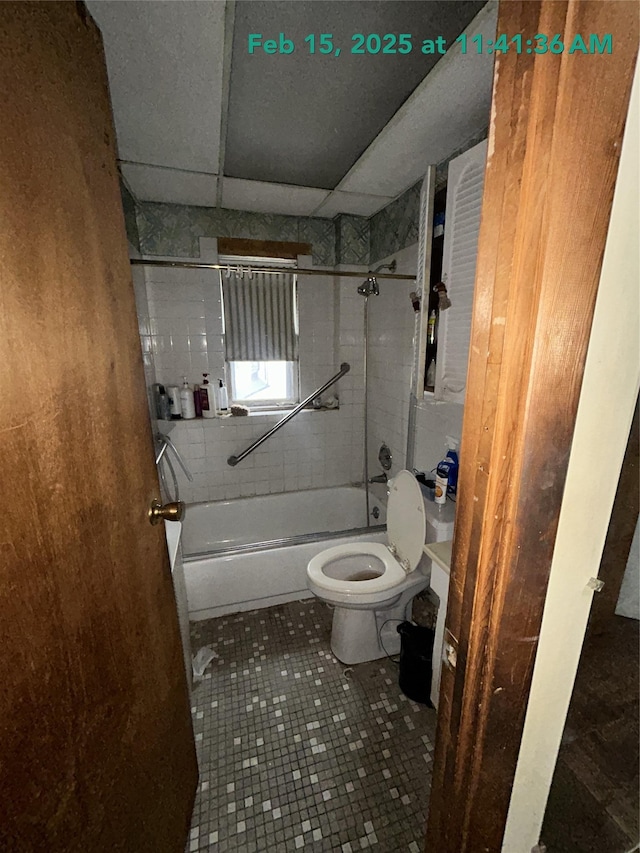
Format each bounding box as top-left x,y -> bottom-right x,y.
425,2 -> 639,849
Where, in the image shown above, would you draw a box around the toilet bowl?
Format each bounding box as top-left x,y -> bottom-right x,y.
307,470 -> 429,664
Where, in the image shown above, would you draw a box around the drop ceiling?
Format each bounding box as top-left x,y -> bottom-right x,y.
88,0 -> 496,219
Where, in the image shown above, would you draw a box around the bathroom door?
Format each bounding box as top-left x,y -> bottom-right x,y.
0,4 -> 197,851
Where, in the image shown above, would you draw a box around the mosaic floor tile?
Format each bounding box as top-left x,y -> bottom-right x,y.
187,600 -> 436,852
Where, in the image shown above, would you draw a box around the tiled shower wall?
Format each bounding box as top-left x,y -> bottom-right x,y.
136,238 -> 464,506
143,243 -> 366,503
366,244 -> 418,482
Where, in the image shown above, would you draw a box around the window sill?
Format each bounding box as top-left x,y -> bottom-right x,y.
242,405 -> 339,417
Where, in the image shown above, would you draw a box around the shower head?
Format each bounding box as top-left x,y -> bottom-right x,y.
357,275 -> 379,297
357,259 -> 396,296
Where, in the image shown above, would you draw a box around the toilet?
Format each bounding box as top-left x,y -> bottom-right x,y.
307,470 -> 431,665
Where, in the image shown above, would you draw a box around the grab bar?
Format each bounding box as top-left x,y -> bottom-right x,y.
227,362 -> 350,466
155,432 -> 194,482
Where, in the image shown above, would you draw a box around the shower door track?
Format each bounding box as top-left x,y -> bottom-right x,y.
183,523 -> 386,562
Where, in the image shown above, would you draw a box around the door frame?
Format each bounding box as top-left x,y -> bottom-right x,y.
425,2 -> 639,850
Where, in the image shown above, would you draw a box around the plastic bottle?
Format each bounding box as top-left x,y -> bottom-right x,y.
193,383 -> 202,418
180,377 -> 196,420
426,359 -> 436,388
200,373 -> 216,419
217,378 -> 229,412
166,385 -> 182,419
434,460 -> 449,506
427,309 -> 437,346
152,383 -> 171,420
444,437 -> 459,495
160,394 -> 171,420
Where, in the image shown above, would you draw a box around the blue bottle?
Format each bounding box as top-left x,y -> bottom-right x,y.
445,448 -> 459,495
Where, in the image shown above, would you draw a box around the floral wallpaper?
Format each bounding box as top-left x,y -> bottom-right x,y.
335,214 -> 370,266
369,182 -> 421,264
368,126 -> 488,264
136,202 -> 337,266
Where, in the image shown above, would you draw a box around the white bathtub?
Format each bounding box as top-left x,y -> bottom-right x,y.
182,486 -> 387,621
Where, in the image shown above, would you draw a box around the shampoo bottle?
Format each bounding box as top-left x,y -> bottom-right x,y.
217,378 -> 229,412
193,383 -> 202,418
166,385 -> 182,419
180,377 -> 196,419
200,373 -> 216,419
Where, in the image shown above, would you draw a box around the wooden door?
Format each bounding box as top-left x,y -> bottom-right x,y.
0,3 -> 198,850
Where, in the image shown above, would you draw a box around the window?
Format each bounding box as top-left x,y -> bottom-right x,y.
228,360 -> 297,403
220,256 -> 299,407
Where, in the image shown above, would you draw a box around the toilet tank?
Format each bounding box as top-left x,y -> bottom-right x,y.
423,498 -> 455,545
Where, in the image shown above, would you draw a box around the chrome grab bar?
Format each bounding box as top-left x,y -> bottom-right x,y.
155,432 -> 194,482
227,363 -> 351,466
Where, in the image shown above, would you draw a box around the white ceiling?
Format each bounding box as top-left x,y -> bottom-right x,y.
221,178 -> 329,217
336,4 -> 496,199
88,0 -> 496,219
89,0 -> 226,172
120,162 -> 219,207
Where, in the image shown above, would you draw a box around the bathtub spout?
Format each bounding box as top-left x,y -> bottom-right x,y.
369,473 -> 388,485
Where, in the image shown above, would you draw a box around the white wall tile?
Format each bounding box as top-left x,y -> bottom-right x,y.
137,260 -> 427,503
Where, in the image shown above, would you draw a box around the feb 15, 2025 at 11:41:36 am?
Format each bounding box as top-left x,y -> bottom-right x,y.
246,31 -> 613,56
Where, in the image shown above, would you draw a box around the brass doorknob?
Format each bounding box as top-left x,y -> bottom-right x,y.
148,499 -> 185,525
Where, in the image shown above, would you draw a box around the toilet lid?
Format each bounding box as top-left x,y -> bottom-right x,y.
387,470 -> 426,571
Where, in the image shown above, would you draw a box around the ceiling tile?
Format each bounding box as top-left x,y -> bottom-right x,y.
225,0 -> 485,189
121,163 -> 218,207
221,179 -> 330,217
313,191 -> 395,219
337,3 -> 497,198
92,0 -> 495,215
88,0 -> 225,173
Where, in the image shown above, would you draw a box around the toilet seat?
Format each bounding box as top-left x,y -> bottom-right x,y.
307,541 -> 407,596
386,470 -> 426,571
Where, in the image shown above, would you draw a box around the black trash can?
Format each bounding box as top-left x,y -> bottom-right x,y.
397,621 -> 435,706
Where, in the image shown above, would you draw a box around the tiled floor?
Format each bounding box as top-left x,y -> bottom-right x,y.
187,599 -> 436,852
